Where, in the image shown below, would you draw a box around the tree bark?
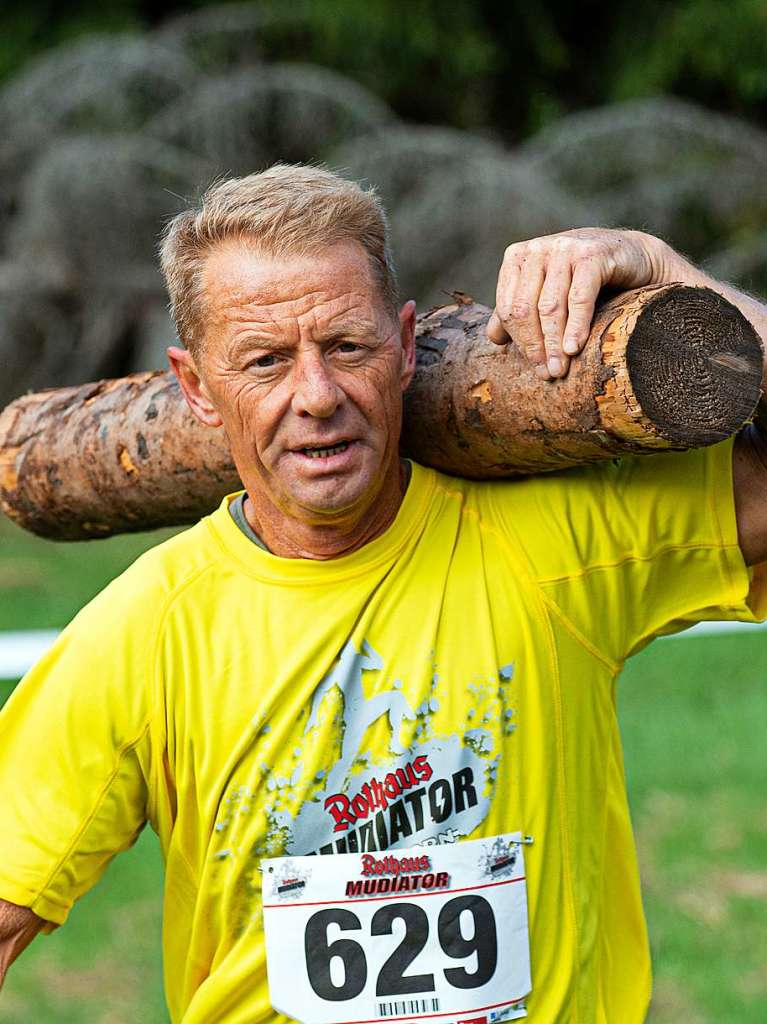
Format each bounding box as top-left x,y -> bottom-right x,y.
0,284 -> 762,540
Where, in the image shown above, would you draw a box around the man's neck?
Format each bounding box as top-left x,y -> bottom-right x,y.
242,460 -> 411,560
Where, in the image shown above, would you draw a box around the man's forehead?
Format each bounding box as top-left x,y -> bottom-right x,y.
201,239 -> 379,319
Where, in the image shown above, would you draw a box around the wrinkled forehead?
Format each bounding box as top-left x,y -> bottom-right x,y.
201,237 -> 385,326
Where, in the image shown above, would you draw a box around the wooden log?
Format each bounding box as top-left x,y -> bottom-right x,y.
0,284 -> 763,541
403,283 -> 764,476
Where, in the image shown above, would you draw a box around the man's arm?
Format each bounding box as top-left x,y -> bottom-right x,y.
0,900 -> 45,989
0,565 -> 154,968
486,227 -> 767,565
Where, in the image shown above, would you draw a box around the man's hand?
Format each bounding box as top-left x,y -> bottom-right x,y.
486,228 -> 659,379
0,900 -> 44,989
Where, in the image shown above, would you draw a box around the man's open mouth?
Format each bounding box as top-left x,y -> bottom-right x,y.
298,441 -> 351,459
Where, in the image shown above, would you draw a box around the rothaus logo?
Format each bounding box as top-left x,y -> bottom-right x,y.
313,763 -> 480,856
361,853 -> 431,877
324,755 -> 433,832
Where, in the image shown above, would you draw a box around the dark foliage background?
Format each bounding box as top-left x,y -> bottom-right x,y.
4,0 -> 767,135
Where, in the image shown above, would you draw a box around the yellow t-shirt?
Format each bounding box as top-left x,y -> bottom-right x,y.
0,441 -> 764,1023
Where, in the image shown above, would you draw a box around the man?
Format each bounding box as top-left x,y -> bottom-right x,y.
0,164 -> 765,1023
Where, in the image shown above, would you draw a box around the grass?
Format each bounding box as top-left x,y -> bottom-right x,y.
622,633 -> 767,1023
1,514 -> 766,1022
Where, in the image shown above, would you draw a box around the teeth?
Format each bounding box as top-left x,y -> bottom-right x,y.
302,441 -> 350,459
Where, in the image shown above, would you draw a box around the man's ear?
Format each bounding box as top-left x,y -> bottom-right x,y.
398,300 -> 417,391
167,346 -> 223,428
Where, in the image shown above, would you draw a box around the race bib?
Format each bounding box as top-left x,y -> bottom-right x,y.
262,833 -> 532,1024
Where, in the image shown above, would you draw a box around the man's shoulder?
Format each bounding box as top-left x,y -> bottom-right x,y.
416,458 -> 609,515
67,516 -> 225,638
128,517 -> 221,591
415,455 -> 661,586
419,444 -> 711,515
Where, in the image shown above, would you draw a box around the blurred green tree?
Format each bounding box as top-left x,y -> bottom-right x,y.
2,0 -> 766,139
609,0 -> 767,117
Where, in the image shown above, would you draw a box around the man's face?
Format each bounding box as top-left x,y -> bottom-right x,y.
186,239 -> 415,524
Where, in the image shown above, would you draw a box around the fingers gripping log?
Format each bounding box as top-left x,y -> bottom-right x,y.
0,284 -> 763,540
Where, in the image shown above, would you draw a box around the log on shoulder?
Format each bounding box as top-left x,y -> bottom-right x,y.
0,284 -> 763,540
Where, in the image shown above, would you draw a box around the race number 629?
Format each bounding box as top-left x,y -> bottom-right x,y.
304,895 -> 498,1000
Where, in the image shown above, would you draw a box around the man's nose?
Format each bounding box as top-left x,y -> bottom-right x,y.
290,353 -> 344,418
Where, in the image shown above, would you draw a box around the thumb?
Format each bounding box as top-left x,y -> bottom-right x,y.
486,309 -> 510,345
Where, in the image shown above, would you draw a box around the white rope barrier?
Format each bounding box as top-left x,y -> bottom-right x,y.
675,619 -> 767,638
0,631 -> 61,679
1,622 -> 765,679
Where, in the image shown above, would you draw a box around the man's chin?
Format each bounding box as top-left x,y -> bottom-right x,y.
285,477 -> 373,521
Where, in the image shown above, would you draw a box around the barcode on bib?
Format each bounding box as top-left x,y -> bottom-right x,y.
377,998 -> 440,1017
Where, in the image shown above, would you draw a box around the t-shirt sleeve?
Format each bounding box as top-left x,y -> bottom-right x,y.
489,437 -> 767,666
0,571 -> 159,927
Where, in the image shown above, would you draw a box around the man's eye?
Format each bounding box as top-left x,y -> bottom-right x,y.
337,342 -> 361,354
253,354 -> 278,368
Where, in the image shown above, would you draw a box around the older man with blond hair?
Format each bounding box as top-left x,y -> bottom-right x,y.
0,164 -> 766,1024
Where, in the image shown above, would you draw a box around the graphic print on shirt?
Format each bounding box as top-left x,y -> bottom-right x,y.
255,638 -> 517,857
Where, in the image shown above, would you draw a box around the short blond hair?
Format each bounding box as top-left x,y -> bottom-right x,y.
159,164 -> 399,354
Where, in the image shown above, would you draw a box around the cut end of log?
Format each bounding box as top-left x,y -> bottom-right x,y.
626,287 -> 763,445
